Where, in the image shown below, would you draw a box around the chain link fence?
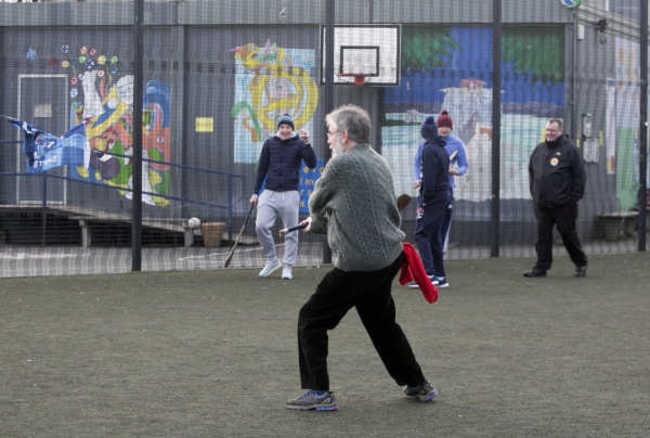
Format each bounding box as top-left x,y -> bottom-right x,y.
0,0 -> 647,277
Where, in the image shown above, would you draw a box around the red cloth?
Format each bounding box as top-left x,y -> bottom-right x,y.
399,242 -> 438,303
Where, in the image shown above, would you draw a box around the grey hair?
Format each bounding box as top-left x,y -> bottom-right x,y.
326,104 -> 371,144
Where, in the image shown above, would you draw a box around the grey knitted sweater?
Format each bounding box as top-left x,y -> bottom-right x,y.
308,143 -> 405,271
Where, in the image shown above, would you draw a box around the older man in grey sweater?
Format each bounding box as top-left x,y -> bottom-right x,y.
285,105 -> 437,412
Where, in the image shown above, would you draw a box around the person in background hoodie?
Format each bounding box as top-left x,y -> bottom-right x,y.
249,114 -> 317,280
414,116 -> 451,288
413,110 -> 468,252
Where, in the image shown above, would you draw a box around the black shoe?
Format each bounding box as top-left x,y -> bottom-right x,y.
523,269 -> 546,278
575,265 -> 587,277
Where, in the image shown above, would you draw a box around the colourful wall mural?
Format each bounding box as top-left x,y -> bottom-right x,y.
382,26 -> 565,207
54,44 -> 172,206
613,37 -> 648,210
298,159 -> 324,214
230,40 -> 319,164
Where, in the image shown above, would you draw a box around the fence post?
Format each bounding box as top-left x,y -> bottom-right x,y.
131,0 -> 144,271
227,174 -> 233,241
41,171 -> 48,246
181,26 -> 189,223
639,0 -> 648,251
322,0 -> 335,264
491,0 -> 502,257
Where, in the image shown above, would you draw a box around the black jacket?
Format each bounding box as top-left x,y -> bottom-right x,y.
528,134 -> 585,207
254,134 -> 317,194
420,121 -> 450,206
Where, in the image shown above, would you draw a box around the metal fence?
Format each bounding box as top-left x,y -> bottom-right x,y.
0,0 -> 647,278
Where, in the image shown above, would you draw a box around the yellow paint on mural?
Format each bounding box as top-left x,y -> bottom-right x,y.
195,117 -> 214,133
84,86 -> 130,140
232,40 -> 319,140
248,68 -> 318,132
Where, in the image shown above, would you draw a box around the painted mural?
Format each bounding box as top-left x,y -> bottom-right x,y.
230,40 -> 319,164
298,159 -> 324,214
613,37 -> 649,210
382,26 -> 565,209
54,44 -> 171,206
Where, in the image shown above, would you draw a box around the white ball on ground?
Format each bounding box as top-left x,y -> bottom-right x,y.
188,217 -> 201,228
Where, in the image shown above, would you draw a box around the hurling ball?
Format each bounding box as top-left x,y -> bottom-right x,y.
188,217 -> 201,228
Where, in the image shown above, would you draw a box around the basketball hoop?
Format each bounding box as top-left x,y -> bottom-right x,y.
336,73 -> 369,86
322,25 -> 400,87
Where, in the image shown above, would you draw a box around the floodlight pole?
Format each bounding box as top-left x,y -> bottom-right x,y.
131,0 -> 144,271
491,0 -> 502,257
639,0 -> 648,251
322,0 -> 335,264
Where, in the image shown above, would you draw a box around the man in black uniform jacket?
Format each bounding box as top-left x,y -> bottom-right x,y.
525,119 -> 588,278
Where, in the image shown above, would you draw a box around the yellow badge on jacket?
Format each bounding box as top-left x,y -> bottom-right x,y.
550,157 -> 559,167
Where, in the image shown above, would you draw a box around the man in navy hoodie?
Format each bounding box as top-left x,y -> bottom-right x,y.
414,116 -> 450,288
249,114 -> 317,279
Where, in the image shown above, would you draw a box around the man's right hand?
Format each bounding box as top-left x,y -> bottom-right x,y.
412,180 -> 421,189
249,193 -> 258,206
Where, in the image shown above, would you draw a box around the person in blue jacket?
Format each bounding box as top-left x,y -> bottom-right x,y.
413,110 -> 468,253
249,114 -> 317,280
414,116 -> 450,288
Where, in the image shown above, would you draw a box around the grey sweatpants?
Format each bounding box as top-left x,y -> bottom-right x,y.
255,189 -> 300,266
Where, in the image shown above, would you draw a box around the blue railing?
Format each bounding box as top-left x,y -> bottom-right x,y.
0,146 -> 242,240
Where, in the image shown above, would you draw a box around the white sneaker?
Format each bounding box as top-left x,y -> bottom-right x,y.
258,260 -> 281,277
408,275 -> 435,288
281,264 -> 293,280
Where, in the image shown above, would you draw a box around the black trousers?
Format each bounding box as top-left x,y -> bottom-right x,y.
297,253 -> 426,391
534,202 -> 587,271
415,201 -> 447,277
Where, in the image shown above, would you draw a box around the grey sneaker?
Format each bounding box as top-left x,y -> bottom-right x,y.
258,260 -> 281,277
403,382 -> 438,402
286,390 -> 338,411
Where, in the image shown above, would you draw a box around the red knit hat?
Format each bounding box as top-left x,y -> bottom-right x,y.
436,110 -> 453,129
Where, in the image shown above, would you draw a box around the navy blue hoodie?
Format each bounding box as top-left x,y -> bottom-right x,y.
419,117 -> 450,206
254,133 -> 317,194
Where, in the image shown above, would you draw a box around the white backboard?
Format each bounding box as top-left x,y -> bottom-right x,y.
321,25 -> 401,86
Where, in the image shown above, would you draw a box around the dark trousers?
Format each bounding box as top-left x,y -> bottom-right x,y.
440,199 -> 453,250
534,202 -> 587,271
297,254 -> 426,391
415,202 -> 447,277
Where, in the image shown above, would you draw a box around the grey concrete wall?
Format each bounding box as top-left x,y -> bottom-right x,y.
0,0 -> 643,242
0,0 -> 576,27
